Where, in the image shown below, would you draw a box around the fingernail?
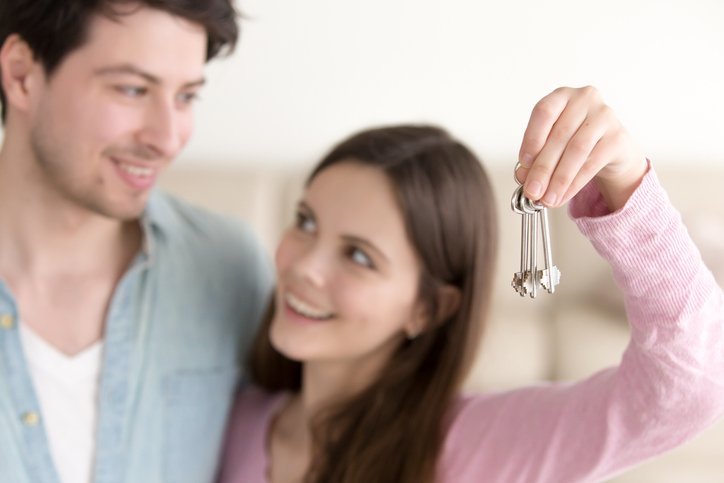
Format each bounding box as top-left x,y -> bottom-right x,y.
520,153 -> 533,167
526,181 -> 542,199
543,191 -> 558,206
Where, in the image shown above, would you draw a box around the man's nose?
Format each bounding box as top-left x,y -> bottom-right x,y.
137,97 -> 186,159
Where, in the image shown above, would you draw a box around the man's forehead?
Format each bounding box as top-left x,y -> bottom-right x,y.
75,6 -> 208,82
83,6 -> 207,47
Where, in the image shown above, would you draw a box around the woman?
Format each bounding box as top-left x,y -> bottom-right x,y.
219,87 -> 724,483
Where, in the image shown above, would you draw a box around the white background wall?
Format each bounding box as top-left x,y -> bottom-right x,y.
182,0 -> 724,168
2,1 -> 721,168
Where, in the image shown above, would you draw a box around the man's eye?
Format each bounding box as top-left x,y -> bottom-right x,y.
178,91 -> 200,105
116,86 -> 147,98
295,212 -> 316,233
348,247 -> 374,269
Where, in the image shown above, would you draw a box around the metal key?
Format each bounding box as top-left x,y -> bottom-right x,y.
527,204 -> 538,298
522,194 -> 546,298
537,206 -> 561,293
510,163 -> 561,298
511,186 -> 529,296
511,186 -> 537,296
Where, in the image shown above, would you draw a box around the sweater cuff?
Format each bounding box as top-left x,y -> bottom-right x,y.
568,159 -> 653,220
566,161 -> 689,279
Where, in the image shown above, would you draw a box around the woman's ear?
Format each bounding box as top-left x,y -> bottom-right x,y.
434,284 -> 461,324
0,34 -> 41,115
404,304 -> 427,340
404,284 -> 461,339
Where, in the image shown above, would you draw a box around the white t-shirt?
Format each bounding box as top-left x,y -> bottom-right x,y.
19,323 -> 103,483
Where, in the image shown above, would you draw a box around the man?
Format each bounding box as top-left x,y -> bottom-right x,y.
0,2 -> 272,482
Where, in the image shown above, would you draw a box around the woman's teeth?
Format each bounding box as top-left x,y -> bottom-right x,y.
285,293 -> 334,320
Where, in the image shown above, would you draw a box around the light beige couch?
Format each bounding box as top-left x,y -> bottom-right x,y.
159,161 -> 724,483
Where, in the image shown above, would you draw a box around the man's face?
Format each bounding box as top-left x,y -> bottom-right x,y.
27,6 -> 207,220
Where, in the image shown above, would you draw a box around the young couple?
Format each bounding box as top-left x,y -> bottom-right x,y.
1,2 -> 722,483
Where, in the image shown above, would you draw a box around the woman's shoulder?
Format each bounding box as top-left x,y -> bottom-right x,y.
219,386 -> 290,483
237,385 -> 285,409
228,385 -> 289,433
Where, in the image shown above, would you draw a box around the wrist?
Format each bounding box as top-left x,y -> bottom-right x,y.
595,158 -> 649,211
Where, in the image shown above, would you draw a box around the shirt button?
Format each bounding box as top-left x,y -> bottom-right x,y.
21,412 -> 40,427
0,314 -> 13,329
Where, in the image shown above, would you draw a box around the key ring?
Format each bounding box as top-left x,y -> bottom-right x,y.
511,185 -> 525,214
513,162 -> 545,212
514,162 -> 524,186
522,192 -> 544,213
512,180 -> 544,214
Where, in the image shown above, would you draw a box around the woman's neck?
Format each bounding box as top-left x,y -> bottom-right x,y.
270,337 -> 406,482
270,361 -> 386,482
299,336 -> 402,414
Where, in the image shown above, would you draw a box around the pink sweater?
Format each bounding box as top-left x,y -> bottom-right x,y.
219,167 -> 724,483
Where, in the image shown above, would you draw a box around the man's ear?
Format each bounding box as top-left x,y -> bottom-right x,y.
0,34 -> 42,115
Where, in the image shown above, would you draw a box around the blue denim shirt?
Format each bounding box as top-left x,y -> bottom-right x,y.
0,192 -> 273,483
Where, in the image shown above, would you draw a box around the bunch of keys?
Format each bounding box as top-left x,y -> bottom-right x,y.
511,165 -> 561,298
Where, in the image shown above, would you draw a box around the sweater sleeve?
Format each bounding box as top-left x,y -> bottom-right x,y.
437,166 -> 724,483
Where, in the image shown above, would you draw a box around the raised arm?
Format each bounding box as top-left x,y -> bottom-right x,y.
438,87 -> 724,483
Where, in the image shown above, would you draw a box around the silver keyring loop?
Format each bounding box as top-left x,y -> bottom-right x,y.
511,185 -> 525,214
514,162 -> 524,186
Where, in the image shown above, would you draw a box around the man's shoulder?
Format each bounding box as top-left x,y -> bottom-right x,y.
148,191 -> 258,250
146,191 -> 273,284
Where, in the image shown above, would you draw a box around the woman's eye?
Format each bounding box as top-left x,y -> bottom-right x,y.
295,212 -> 316,233
349,247 -> 374,269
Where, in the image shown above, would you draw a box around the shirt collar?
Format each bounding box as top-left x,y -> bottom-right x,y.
138,190 -> 173,262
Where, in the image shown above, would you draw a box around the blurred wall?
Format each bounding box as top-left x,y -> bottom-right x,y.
3,0 -> 723,168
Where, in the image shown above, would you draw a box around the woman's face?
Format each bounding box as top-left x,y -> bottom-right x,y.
270,161 -> 425,366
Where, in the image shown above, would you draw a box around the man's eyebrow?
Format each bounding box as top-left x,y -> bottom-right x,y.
93,64 -> 206,88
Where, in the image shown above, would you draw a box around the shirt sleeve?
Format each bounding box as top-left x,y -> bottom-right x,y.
437,165 -> 724,483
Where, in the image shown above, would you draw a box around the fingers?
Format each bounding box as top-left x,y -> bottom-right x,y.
525,97 -> 594,204
541,106 -> 611,206
559,133 -> 618,205
518,88 -> 569,170
514,162 -> 528,185
518,86 -> 612,207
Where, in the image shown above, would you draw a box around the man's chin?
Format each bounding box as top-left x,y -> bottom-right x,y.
113,203 -> 148,222
88,195 -> 150,222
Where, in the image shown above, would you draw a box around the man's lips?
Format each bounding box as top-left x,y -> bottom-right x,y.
111,157 -> 158,190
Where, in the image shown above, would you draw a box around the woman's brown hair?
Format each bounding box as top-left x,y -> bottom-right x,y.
248,124 -> 498,483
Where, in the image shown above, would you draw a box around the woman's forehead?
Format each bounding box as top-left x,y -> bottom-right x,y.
303,162 -> 417,260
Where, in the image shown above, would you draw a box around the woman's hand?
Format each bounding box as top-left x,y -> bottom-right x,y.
516,86 -> 649,211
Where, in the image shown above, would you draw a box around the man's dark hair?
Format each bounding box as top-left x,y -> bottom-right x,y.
0,0 -> 240,121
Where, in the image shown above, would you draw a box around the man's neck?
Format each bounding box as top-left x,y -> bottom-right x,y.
0,190 -> 143,355
0,214 -> 141,282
